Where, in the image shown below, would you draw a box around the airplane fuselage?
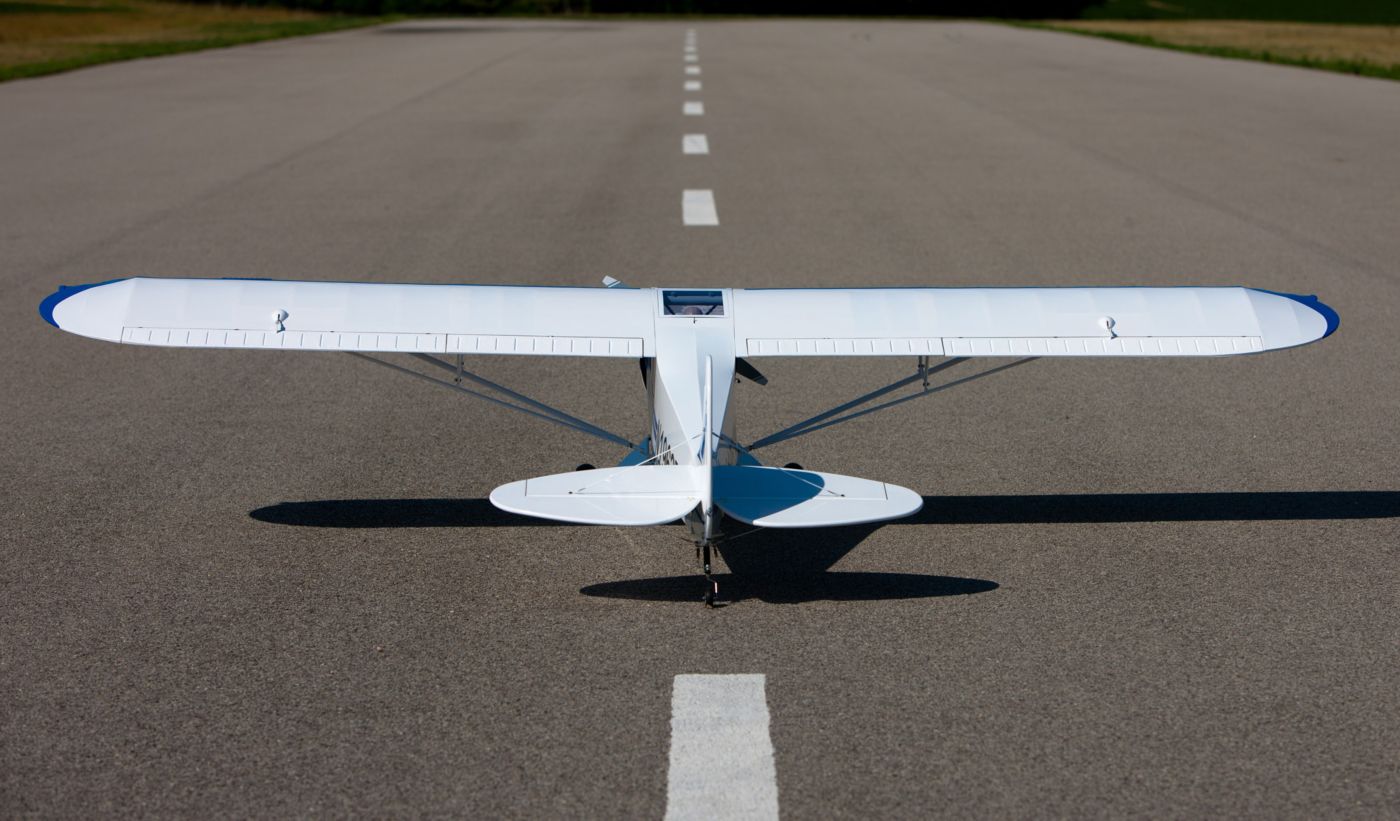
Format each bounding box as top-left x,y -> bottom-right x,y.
643,289 -> 743,543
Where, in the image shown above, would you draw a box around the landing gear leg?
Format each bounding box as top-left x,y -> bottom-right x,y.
700,541 -> 718,607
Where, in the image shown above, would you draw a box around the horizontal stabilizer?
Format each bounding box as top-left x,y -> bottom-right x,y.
713,465 -> 921,528
490,466 -> 699,526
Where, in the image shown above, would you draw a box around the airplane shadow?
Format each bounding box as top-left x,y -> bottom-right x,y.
581,523 -> 1000,603
250,490 -> 1399,603
251,491 -> 1400,529
251,498 -> 560,528
578,571 -> 998,604
907,491 -> 1400,524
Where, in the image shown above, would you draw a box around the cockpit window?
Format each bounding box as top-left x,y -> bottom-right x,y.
662,290 -> 725,316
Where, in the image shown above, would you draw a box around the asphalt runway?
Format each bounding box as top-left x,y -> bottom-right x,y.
3,18 -> 1398,818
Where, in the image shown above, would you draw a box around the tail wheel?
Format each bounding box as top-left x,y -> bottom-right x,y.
784,462 -> 803,470
576,463 -> 596,471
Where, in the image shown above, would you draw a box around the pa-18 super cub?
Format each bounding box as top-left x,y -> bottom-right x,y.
40,276 -> 1337,605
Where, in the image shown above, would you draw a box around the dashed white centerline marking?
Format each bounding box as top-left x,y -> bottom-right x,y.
685,66 -> 702,76
684,80 -> 702,92
685,45 -> 698,54
682,190 -> 719,226
666,675 -> 778,821
683,101 -> 704,116
682,134 -> 710,155
685,54 -> 699,63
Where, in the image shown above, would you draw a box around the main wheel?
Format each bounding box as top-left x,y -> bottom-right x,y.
575,463 -> 596,471
784,462 -> 804,470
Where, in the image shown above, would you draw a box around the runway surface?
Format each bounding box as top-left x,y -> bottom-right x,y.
3,18 -> 1398,817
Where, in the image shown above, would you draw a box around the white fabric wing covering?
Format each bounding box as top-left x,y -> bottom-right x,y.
731,287 -> 1336,356
44,278 -> 658,357
41,278 -> 1336,358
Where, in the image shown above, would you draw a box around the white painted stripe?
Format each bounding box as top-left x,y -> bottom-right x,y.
685,45 -> 697,54
685,54 -> 698,63
683,101 -> 704,116
685,66 -> 701,76
666,675 -> 778,821
682,134 -> 709,155
683,190 -> 719,226
684,80 -> 702,92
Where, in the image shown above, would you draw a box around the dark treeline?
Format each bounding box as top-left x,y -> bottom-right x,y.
183,0 -> 1101,20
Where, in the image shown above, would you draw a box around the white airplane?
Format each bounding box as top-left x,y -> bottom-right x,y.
41,276 -> 1337,605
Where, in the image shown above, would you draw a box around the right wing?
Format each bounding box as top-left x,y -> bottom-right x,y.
731,287 -> 1338,357
40,277 -> 656,357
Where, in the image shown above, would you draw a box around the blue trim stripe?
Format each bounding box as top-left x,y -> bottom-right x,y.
1262,289 -> 1340,339
38,278 -> 128,328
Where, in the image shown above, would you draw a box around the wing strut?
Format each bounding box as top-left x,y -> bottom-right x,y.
747,356 -> 1036,450
346,353 -> 635,449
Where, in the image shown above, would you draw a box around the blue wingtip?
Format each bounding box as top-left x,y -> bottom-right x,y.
38,285 -> 75,328
1270,290 -> 1340,340
38,278 -> 127,328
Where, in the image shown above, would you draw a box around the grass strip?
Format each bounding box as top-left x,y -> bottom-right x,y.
0,14 -> 388,83
1024,22 -> 1400,82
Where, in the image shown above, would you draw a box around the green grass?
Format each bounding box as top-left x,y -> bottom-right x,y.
0,1 -> 128,12
1081,0 -> 1400,26
0,5 -> 390,83
1026,23 -> 1400,82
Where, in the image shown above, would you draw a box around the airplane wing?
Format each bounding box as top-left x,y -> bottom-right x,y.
731,287 -> 1337,356
39,278 -> 656,357
41,279 -> 1337,359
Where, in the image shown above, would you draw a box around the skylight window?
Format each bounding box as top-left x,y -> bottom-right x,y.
662,290 -> 725,317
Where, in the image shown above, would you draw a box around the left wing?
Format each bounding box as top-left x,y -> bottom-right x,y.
40,277 -> 656,357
